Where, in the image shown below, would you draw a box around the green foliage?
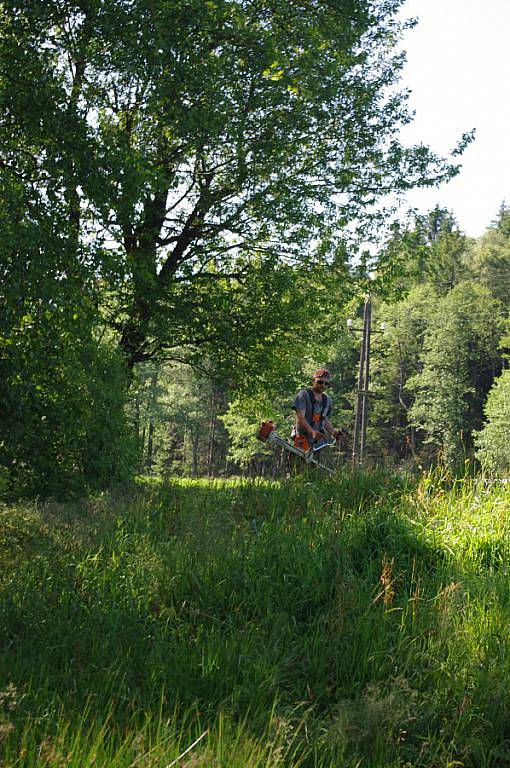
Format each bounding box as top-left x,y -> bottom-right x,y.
0,2 -> 141,497
98,203 -> 510,479
130,362 -> 228,477
127,288 -> 357,476
475,369 -> 510,476
220,395 -> 287,470
374,207 -> 474,299
409,283 -> 503,469
0,167 -> 137,496
0,313 -> 137,497
221,402 -> 270,469
0,0 -> 500,487
368,286 -> 435,461
2,0 -> 465,376
0,0 -> 479,490
469,214 -> 510,308
357,209 -> 509,470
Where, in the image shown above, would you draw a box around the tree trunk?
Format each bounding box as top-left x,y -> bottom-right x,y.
144,370 -> 159,472
206,390 -> 218,476
191,432 -> 199,476
146,419 -> 155,473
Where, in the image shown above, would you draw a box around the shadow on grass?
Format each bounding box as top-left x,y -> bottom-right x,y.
1,476 -> 510,766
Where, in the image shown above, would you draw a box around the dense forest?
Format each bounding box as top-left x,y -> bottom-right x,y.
128,204 -> 510,478
1,0 -> 506,499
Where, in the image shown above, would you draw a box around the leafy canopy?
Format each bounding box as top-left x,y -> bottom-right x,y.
2,0 -> 469,376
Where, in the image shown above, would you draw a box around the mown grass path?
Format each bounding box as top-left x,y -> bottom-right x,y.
1,472 -> 510,766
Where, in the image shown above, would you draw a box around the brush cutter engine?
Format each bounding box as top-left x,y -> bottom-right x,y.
256,421 -> 336,475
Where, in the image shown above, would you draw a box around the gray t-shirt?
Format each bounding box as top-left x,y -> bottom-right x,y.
293,388 -> 332,434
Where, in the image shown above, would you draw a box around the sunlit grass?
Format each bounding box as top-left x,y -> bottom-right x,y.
2,470 -> 510,766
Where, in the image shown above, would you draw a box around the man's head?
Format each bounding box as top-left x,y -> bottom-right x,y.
311,368 -> 332,392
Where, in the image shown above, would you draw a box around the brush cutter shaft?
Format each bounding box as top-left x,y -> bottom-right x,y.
267,431 -> 334,475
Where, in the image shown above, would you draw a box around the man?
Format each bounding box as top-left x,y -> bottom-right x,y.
292,368 -> 344,452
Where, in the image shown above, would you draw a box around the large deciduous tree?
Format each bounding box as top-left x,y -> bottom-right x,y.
0,6 -> 137,496
2,0 -> 468,377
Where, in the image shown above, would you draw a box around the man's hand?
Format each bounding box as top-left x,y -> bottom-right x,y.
332,428 -> 347,440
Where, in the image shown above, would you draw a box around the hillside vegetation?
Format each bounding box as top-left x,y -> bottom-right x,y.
2,472 -> 510,767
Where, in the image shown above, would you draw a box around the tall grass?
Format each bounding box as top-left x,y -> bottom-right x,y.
2,470 -> 510,766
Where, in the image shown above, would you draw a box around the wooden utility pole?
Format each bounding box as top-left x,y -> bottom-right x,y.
352,296 -> 372,467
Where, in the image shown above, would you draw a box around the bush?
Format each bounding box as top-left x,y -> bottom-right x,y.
0,311 -> 138,498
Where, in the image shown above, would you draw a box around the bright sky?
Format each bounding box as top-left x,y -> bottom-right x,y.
397,0 -> 510,237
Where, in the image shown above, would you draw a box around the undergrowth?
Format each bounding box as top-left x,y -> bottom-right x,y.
1,470 -> 510,766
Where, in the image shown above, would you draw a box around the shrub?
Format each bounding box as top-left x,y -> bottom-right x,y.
0,314 -> 138,498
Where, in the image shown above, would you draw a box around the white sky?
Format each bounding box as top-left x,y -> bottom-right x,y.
397,0 -> 510,237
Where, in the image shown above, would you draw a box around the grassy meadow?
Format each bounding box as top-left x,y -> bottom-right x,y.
2,471 -> 510,767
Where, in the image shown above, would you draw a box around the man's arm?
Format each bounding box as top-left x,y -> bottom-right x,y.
323,416 -> 345,440
295,409 -> 320,441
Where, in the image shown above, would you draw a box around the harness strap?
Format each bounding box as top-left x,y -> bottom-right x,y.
306,388 -> 327,427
